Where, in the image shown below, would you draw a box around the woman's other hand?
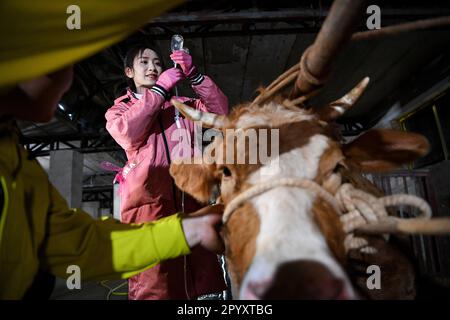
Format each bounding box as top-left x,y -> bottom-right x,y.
155,67 -> 185,93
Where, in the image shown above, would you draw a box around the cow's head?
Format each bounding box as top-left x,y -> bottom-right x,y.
170,77 -> 429,299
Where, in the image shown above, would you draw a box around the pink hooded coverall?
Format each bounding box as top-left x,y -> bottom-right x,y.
105,75 -> 228,299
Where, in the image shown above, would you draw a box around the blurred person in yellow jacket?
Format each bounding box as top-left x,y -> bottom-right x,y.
0,0 -> 184,90
0,65 -> 225,300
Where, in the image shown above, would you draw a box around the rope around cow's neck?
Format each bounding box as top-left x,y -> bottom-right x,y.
222,176 -> 450,254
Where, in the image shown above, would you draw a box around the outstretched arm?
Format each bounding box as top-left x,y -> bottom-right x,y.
42,183 -> 223,281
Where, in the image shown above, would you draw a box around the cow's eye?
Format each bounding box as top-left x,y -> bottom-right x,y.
222,166 -> 232,177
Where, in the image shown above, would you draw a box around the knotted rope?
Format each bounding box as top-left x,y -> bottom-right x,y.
222,176 -> 450,255
334,182 -> 431,254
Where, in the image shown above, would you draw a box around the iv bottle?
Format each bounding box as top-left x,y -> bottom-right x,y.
171,34 -> 184,52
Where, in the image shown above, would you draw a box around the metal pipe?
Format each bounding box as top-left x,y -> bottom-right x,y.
148,8 -> 450,26
291,0 -> 368,98
352,16 -> 450,41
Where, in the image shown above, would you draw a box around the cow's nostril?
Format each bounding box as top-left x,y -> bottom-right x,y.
259,260 -> 350,300
222,166 -> 232,177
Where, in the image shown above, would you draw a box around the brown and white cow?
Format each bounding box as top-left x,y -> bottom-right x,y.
169,78 -> 429,299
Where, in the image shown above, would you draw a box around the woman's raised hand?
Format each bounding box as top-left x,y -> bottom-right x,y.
170,50 -> 197,78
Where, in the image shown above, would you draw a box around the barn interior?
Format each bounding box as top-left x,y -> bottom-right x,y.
11,0 -> 450,299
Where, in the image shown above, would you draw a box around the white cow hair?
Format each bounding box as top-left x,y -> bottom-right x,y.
235,101 -> 316,129
239,134 -> 357,299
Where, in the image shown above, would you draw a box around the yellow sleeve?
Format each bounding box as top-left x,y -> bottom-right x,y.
42,184 -> 191,280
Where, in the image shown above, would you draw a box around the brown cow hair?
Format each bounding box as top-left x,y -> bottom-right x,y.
312,199 -> 347,266
223,202 -> 260,291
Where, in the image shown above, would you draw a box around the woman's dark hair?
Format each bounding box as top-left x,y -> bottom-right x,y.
123,44 -> 165,92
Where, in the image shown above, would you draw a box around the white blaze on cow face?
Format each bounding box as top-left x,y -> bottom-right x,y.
236,134 -> 357,300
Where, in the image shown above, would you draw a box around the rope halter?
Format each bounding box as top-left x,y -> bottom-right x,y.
221,175 -> 448,255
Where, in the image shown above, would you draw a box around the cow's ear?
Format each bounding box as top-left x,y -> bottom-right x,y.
170,162 -> 219,204
343,129 -> 429,172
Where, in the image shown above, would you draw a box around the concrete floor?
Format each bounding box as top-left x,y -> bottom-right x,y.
49,256 -> 230,300
49,278 -> 227,300
50,278 -> 128,300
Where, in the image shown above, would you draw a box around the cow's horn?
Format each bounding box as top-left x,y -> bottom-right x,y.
171,99 -> 227,129
319,77 -> 370,121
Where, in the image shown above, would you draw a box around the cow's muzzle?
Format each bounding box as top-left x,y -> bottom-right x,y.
242,260 -> 352,300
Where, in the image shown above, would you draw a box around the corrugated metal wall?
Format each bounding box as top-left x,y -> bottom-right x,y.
365,170 -> 449,278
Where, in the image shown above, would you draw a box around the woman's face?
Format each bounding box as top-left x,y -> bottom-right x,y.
125,48 -> 163,91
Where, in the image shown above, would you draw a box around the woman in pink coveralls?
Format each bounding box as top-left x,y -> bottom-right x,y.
105,45 -> 228,300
